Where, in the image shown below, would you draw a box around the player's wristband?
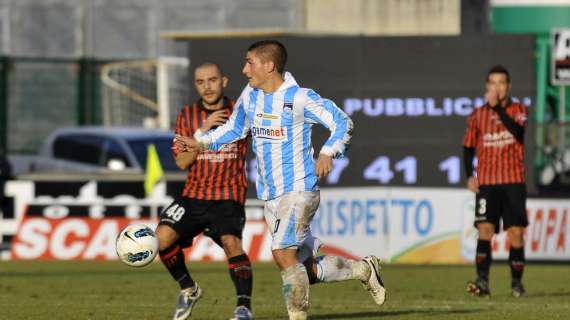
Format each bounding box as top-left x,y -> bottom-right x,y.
193,129 -> 205,139
319,146 -> 335,157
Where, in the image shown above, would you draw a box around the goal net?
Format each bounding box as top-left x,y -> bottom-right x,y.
101,57 -> 190,129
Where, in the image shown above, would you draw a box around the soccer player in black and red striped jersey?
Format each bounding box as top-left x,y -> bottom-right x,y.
463,65 -> 528,298
156,62 -> 253,320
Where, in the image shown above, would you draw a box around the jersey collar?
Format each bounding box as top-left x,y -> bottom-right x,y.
195,96 -> 233,113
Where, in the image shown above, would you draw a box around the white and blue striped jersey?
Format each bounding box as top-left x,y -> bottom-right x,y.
196,72 -> 353,200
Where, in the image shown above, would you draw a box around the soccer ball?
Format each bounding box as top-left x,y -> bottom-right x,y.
116,224 -> 159,267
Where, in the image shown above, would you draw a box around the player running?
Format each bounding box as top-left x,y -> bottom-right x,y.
179,40 -> 386,320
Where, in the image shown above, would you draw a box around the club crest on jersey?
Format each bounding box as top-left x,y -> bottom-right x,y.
283,102 -> 293,112
515,113 -> 527,124
252,125 -> 288,140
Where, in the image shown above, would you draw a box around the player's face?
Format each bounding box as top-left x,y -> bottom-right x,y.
242,51 -> 269,89
486,73 -> 511,102
194,65 -> 227,106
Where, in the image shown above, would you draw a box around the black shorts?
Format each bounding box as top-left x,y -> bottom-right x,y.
158,197 -> 246,248
474,183 -> 528,233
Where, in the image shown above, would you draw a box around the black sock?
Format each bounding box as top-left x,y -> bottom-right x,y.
475,239 -> 492,282
509,246 -> 525,284
159,243 -> 195,290
228,254 -> 253,309
303,257 -> 320,285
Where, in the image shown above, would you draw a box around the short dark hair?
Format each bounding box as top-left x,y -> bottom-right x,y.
194,62 -> 223,76
247,40 -> 287,73
486,65 -> 510,83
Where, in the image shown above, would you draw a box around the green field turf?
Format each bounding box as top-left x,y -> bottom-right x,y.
0,261 -> 568,319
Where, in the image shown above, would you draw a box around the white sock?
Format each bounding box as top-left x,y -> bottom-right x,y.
315,256 -> 371,282
281,263 -> 310,316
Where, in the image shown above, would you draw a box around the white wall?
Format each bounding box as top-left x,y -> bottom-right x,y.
0,0 -> 303,58
305,0 -> 461,35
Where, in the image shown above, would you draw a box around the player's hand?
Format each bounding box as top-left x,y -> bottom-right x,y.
172,139 -> 185,152
200,110 -> 228,132
485,90 -> 499,108
467,176 -> 479,193
315,153 -> 333,179
173,135 -> 200,152
172,140 -> 194,153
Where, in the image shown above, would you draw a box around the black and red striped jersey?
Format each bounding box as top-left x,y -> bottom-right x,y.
173,97 -> 248,204
463,101 -> 528,185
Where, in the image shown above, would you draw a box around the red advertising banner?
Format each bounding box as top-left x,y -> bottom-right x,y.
490,202 -> 568,260
12,218 -> 156,260
11,217 -> 357,262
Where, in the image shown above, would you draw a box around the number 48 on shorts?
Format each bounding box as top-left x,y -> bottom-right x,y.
164,204 -> 186,222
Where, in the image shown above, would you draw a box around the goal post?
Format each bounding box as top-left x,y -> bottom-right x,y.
157,56 -> 190,130
101,56 -> 190,130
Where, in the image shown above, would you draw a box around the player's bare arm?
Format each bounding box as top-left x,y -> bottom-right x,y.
175,149 -> 198,170
174,134 -> 200,150
173,135 -> 200,170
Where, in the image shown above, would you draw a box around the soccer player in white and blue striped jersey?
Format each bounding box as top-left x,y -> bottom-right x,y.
179,40 -> 386,320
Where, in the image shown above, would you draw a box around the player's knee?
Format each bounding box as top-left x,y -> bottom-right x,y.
507,227 -> 525,247
155,225 -> 179,251
477,224 -> 495,240
220,235 -> 244,257
273,249 -> 299,270
479,232 -> 493,241
508,226 -> 524,236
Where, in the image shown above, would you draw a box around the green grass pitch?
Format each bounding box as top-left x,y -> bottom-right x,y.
0,261 -> 569,319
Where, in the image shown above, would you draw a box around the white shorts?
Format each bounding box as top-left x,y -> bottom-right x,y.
264,190 -> 322,255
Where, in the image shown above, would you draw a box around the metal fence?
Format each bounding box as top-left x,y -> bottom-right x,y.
535,122 -> 570,190
0,57 -> 103,153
